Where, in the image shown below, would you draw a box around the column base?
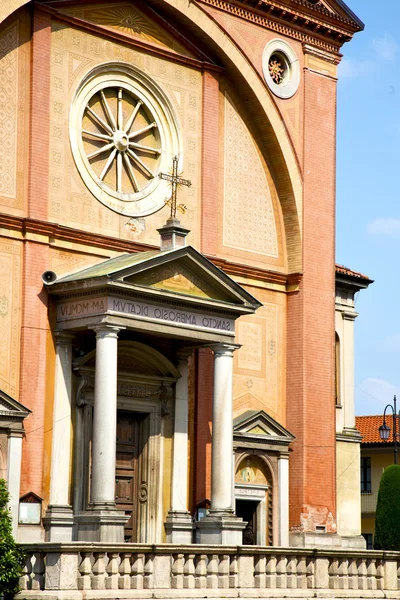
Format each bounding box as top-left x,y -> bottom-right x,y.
43,505 -> 74,542
165,510 -> 194,543
195,510 -> 245,545
289,531 -> 367,549
75,506 -> 129,542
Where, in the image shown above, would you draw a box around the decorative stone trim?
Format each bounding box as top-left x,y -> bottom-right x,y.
18,544 -> 400,596
263,40 -> 300,99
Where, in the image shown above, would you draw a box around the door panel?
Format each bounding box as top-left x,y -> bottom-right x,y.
116,412 -> 140,542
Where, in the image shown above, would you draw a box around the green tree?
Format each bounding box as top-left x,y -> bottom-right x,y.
0,479 -> 24,599
374,463 -> 400,550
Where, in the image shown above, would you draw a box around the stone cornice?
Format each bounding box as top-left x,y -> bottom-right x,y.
0,213 -> 302,291
197,0 -> 361,54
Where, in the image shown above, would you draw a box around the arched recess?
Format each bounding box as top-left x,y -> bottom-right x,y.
75,340 -> 181,382
152,0 -> 303,273
235,451 -> 277,545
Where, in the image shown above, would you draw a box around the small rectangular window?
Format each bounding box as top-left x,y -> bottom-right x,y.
361,457 -> 372,493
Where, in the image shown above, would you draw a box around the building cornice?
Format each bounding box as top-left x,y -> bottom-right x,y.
197,0 -> 361,55
0,213 -> 302,291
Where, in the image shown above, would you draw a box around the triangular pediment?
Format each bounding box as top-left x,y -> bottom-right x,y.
51,246 -> 262,314
297,0 -> 363,28
234,410 -> 295,444
0,389 -> 30,421
56,1 -> 209,61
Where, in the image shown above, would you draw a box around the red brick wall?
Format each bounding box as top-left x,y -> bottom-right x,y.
286,66 -> 337,531
193,348 -> 213,507
19,7 -> 52,497
200,71 -> 220,256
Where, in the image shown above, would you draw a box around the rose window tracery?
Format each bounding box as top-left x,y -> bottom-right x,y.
82,86 -> 161,196
268,53 -> 286,85
70,64 -> 182,217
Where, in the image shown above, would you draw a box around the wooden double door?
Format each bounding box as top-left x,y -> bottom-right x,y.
115,411 -> 143,542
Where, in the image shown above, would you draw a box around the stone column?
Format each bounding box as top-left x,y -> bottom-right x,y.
91,326 -> 120,506
43,331 -> 74,541
278,454 -> 289,546
196,344 -> 245,544
76,325 -> 127,542
165,351 -> 193,543
7,431 -> 23,537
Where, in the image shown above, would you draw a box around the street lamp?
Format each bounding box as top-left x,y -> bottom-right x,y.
379,395 -> 399,464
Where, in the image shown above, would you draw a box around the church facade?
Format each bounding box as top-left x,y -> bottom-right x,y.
0,0 -> 366,548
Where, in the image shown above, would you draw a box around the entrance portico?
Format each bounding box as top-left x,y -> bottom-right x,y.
44,244 -> 261,544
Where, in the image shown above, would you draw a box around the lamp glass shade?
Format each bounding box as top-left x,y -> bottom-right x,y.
379,423 -> 391,440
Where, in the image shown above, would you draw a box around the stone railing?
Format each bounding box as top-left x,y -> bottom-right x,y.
17,543 -> 400,599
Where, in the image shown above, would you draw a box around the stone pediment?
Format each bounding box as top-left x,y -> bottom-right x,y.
54,1 -> 209,62
0,389 -> 30,423
233,410 -> 295,446
50,246 -> 262,314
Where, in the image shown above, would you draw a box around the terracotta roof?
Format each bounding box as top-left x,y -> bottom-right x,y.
356,415 -> 394,445
335,264 -> 371,280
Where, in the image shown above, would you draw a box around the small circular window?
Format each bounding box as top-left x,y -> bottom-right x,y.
70,63 -> 182,217
262,40 -> 300,99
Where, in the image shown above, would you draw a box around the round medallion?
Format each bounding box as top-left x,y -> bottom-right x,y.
70,63 -> 182,217
262,40 -> 300,99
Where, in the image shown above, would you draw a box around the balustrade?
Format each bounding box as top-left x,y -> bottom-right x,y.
17,544 -> 400,598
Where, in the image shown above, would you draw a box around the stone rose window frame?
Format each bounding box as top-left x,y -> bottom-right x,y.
262,39 -> 300,99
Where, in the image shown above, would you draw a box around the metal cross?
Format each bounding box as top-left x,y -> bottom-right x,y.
159,155 -> 191,219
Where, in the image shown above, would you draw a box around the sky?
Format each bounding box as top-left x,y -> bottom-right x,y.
337,0 -> 400,415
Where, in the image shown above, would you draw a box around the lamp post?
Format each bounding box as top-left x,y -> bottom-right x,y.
379,395 -> 399,465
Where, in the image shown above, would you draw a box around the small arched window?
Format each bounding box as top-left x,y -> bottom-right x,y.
335,332 -> 341,406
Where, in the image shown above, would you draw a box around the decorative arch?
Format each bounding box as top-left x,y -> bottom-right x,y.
75,340 -> 180,381
159,0 -> 303,272
234,450 -> 277,545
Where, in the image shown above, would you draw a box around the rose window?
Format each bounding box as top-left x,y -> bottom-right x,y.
82,87 -> 161,196
70,64 -> 182,217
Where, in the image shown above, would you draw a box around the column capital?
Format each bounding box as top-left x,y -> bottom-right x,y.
93,325 -> 124,340
212,343 -> 241,357
54,330 -> 75,345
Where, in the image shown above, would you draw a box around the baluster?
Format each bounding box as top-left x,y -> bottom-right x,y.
397,560 -> 400,589
265,554 -> 277,588
376,560 -> 384,591
366,558 -> 377,591
19,554 -> 32,591
218,554 -> 230,589
306,557 -> 315,589
32,552 -> 45,591
276,555 -> 287,589
348,558 -> 358,590
131,553 -> 144,589
184,553 -> 195,589
172,553 -> 184,589
106,552 -> 120,590
144,554 -> 154,589
287,555 -> 297,589
254,555 -> 266,589
119,552 -> 132,590
338,557 -> 348,590
195,554 -> 207,589
297,556 -> 307,589
358,558 -> 367,590
329,558 -> 339,590
207,554 -> 218,589
78,552 -> 93,590
229,555 -> 238,589
92,552 -> 107,590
